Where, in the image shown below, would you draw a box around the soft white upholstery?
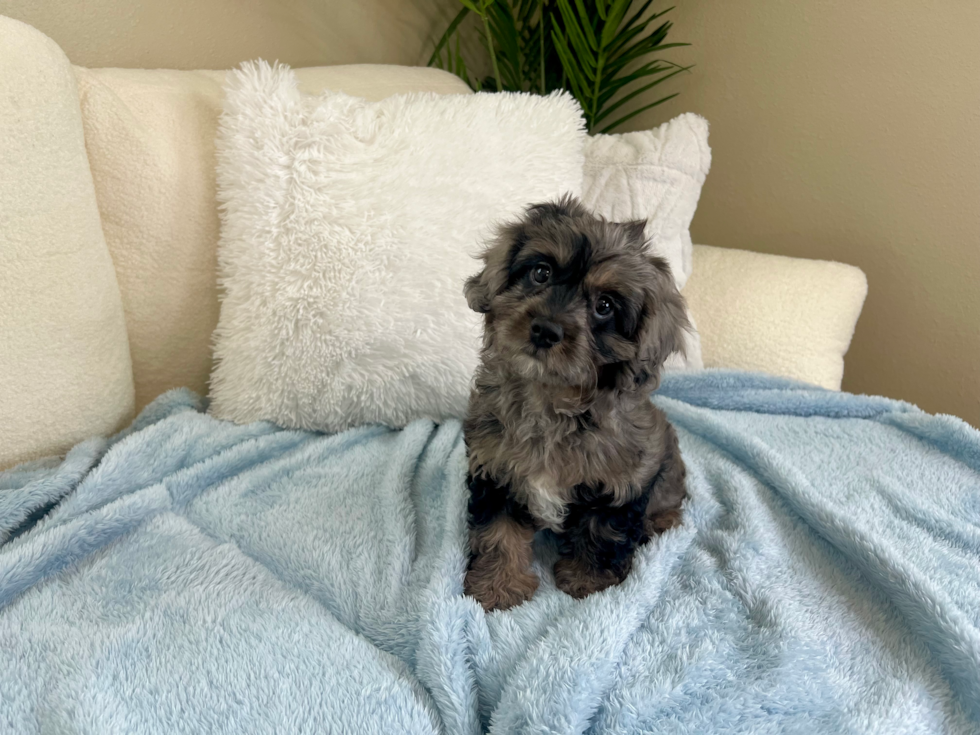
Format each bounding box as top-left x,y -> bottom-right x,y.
208,62 -> 586,432
0,16 -> 871,466
0,16 -> 134,469
73,64 -> 473,410
685,245 -> 867,390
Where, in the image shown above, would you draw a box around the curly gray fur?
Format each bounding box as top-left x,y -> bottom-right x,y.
462,195 -> 690,610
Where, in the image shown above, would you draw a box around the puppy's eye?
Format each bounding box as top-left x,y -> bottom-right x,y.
594,295 -> 614,318
531,264 -> 552,284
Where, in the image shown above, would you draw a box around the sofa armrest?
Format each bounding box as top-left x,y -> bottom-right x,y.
0,16 -> 134,470
683,244 -> 868,390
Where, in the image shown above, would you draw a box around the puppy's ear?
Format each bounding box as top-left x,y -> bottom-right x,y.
464,222 -> 526,313
619,256 -> 690,393
464,195 -> 581,313
621,219 -> 648,248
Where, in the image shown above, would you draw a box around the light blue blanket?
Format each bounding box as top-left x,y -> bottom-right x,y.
2,371 -> 978,734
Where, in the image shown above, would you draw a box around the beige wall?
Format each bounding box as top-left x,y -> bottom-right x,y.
643,1 -> 980,425
0,0 -> 455,69
5,0 -> 978,424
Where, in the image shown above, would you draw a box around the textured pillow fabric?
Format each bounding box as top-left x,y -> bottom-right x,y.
73,64 -> 472,411
209,62 -> 586,432
582,113 -> 711,370
685,245 -> 868,390
583,113 -> 710,291
0,16 -> 134,469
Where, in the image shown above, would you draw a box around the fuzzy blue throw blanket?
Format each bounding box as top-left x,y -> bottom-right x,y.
2,371 -> 979,734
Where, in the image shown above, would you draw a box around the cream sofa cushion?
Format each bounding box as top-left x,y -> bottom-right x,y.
0,16 -> 134,469
684,245 -> 867,390
73,64 -> 472,411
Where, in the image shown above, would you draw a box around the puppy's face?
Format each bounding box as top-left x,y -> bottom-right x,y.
465,197 -> 689,393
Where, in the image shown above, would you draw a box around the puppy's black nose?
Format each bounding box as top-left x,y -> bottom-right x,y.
530,318 -> 563,349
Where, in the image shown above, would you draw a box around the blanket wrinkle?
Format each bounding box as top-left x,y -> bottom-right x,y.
1,371 -> 978,734
661,395 -> 980,724
881,410 -> 980,473
0,437 -> 107,543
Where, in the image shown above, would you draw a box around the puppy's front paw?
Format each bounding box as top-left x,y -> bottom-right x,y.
554,557 -> 626,599
465,557 -> 539,611
646,507 -> 683,535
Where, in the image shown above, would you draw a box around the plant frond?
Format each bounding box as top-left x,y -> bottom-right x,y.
430,0 -> 690,132
427,6 -> 471,68
598,92 -> 679,134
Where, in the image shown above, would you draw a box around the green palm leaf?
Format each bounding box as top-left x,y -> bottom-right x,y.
572,0 -> 598,50
595,63 -> 690,124
427,6 -> 471,71
596,59 -> 674,108
429,1 -> 690,132
552,1 -> 690,131
488,2 -> 523,89
551,25 -> 589,100
597,91 -> 678,133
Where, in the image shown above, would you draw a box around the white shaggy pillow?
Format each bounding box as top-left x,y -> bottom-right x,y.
583,113 -> 711,370
209,62 -> 585,432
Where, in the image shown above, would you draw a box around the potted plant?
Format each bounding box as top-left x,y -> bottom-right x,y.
429,0 -> 690,133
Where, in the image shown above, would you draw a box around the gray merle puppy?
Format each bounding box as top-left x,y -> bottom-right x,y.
462,195 -> 689,611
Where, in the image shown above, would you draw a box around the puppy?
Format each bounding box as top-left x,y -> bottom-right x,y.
462,195 -> 689,611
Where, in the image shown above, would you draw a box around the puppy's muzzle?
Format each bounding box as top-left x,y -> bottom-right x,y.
530,318 -> 563,349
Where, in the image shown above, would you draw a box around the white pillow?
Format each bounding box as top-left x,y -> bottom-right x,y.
582,113 -> 711,370
209,61 -> 585,432
73,65 -> 473,412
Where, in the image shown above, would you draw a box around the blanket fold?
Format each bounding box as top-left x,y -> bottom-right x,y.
2,371 -> 978,734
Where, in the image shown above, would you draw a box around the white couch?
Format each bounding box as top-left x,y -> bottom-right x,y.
0,16 -> 868,468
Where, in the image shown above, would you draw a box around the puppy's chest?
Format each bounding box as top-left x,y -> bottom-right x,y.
487,412 -> 633,532
507,436 -> 591,533
517,473 -> 574,532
